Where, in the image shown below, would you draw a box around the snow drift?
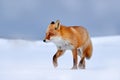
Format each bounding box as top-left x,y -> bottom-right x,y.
0,36 -> 120,80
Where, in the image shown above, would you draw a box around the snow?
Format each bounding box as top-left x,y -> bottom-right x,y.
0,36 -> 120,80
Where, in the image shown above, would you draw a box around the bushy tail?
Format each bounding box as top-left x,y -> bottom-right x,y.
85,40 -> 93,59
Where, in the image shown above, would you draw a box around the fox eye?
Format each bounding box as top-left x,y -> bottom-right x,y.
49,32 -> 55,36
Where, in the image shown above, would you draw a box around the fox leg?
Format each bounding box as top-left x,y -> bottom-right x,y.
79,53 -> 85,69
77,48 -> 85,69
71,49 -> 78,69
53,50 -> 65,68
79,44 -> 92,69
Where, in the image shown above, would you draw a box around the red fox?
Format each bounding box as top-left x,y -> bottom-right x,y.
43,20 -> 93,69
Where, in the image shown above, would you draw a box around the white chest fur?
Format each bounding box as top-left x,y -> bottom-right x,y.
50,37 -> 74,50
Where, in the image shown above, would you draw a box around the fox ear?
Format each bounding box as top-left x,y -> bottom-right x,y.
50,21 -> 55,24
55,20 -> 60,30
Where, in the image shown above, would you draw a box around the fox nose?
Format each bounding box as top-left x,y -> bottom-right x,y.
43,39 -> 46,42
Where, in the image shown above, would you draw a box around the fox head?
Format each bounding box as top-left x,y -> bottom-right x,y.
43,20 -> 61,42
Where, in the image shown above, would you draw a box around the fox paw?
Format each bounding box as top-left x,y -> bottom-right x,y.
79,63 -> 85,69
71,66 -> 78,70
53,61 -> 58,68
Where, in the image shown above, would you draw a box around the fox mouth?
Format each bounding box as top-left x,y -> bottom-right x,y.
43,36 -> 55,43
